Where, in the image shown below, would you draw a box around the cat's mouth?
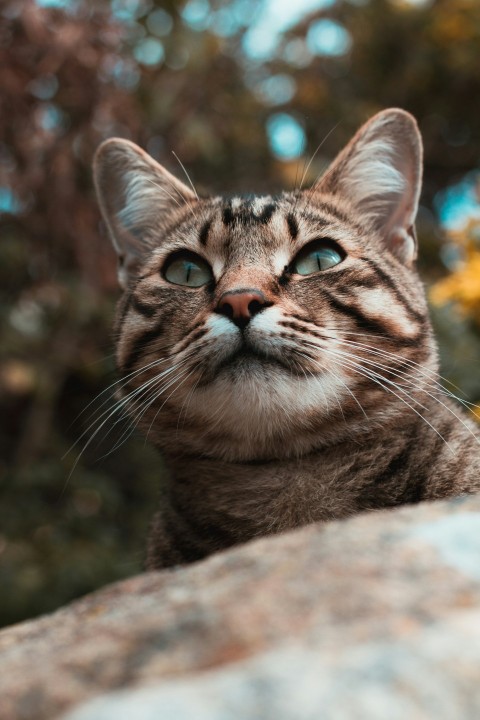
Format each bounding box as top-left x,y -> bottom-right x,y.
219,346 -> 280,368
211,341 -> 309,378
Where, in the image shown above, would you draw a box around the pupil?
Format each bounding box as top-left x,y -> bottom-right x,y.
316,253 -> 322,270
186,263 -> 192,283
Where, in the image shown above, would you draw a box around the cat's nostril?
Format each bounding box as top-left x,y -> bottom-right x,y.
221,303 -> 234,320
216,289 -> 269,327
248,299 -> 263,316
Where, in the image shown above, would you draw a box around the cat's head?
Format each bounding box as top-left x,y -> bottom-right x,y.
93,109 -> 436,462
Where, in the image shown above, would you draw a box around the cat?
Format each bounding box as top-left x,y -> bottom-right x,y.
93,108 -> 480,569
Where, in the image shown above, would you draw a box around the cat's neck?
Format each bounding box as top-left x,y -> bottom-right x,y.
157,396 -> 417,465
147,400 -> 480,569
166,396 -> 480,526
162,414 -> 418,537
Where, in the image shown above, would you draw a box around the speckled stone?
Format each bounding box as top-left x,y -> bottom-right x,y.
2,496 -> 480,720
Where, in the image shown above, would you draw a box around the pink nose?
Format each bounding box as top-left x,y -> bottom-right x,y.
216,289 -> 269,327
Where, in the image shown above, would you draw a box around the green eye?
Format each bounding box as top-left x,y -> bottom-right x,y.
292,241 -> 344,276
163,252 -> 213,288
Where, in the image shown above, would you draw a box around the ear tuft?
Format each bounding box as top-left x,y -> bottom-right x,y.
93,139 -> 196,288
316,109 -> 423,265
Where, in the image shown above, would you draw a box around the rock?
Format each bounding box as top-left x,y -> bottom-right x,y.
2,496 -> 480,719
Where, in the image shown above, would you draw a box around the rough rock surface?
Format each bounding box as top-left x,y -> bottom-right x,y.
2,495 -> 480,720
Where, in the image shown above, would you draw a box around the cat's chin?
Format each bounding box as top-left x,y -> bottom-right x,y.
214,347 -> 298,377
199,343 -> 316,385
162,360 -> 356,462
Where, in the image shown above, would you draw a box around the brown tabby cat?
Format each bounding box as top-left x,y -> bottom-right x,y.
93,109 -> 480,569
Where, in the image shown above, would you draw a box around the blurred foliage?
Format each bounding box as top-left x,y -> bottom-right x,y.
430,214 -> 480,420
431,218 -> 480,319
1,0 -> 480,628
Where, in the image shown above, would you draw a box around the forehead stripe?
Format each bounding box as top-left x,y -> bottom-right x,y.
199,219 -> 212,246
221,200 -> 277,227
222,203 -> 234,226
286,213 -> 299,240
258,203 -> 276,224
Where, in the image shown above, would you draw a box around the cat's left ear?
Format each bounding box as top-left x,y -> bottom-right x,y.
316,109 -> 422,265
93,138 -> 197,289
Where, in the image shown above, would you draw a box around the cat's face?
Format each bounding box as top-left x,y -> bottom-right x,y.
94,109 -> 437,462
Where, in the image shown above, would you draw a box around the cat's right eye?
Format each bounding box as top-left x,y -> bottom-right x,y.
163,251 -> 213,288
291,240 -> 344,276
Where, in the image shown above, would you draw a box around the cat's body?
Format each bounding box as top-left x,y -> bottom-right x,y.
94,109 -> 480,569
147,407 -> 479,566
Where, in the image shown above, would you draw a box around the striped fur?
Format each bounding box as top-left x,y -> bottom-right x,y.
93,109 -> 480,569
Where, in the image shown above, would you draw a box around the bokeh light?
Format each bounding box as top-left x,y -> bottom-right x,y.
267,113 -> 306,160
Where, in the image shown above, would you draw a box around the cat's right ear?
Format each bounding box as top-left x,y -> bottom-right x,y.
93,139 -> 196,289
314,109 -> 422,266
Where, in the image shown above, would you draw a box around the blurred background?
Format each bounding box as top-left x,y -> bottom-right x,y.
1,0 -> 480,629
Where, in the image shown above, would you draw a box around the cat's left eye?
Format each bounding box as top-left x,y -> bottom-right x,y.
163,251 -> 213,288
291,240 -> 344,276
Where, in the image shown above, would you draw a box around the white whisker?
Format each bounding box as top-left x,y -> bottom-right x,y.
63,352 -> 197,486
172,151 -> 199,201
105,368 -> 193,456
143,177 -> 184,210
334,331 -> 478,405
330,334 -> 480,418
65,355 -> 174,443
300,339 -> 455,453
145,368 -> 197,442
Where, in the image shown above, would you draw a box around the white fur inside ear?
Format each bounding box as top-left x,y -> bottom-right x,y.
117,261 -> 129,290
94,138 -> 198,288
344,137 -> 406,222
118,170 -> 180,235
317,110 -> 423,265
387,226 -> 417,265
